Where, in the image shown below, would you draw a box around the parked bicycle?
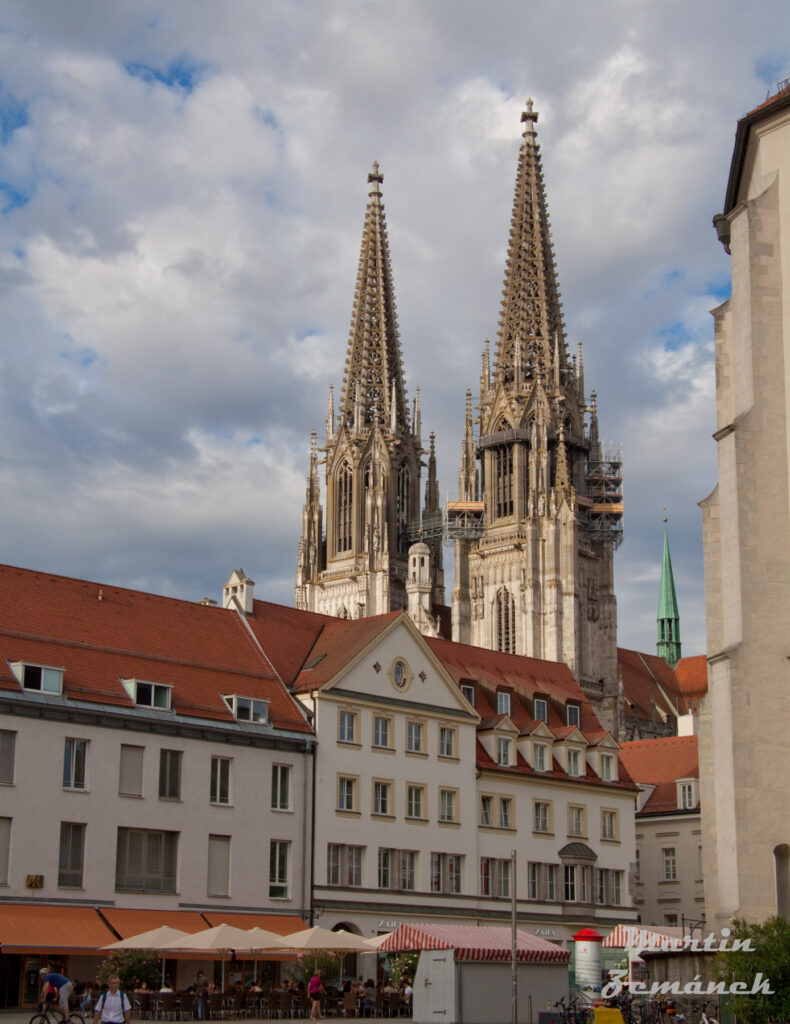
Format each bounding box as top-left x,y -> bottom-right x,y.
555,994 -> 593,1024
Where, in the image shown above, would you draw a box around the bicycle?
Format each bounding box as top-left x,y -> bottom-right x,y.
29,1003 -> 86,1024
555,995 -> 593,1024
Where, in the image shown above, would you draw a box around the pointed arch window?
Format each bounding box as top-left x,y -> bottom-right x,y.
337,462 -> 353,554
494,445 -> 514,519
496,587 -> 516,654
397,463 -> 411,554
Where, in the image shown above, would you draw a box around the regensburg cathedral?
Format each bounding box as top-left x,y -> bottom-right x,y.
295,101 -> 622,727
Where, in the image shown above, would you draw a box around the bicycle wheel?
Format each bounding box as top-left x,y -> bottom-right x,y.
68,1014 -> 86,1024
29,1013 -> 50,1024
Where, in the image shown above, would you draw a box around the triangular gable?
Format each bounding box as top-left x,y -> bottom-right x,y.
519,720 -> 554,740
478,714 -> 519,738
553,725 -> 586,744
587,731 -> 620,751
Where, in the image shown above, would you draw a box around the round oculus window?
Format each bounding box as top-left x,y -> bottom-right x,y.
393,660 -> 407,688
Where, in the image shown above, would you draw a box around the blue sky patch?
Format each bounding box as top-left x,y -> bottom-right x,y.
658,321 -> 692,352
0,87 -> 29,145
253,106 -> 279,130
0,183 -> 30,212
704,277 -> 731,302
755,54 -> 789,90
125,56 -> 207,93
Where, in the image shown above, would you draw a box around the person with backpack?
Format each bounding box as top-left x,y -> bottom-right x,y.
39,969 -> 73,1020
93,976 -> 131,1024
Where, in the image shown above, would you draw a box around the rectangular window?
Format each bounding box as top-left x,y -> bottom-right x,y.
116,827 -> 178,892
210,756 -> 231,805
63,739 -> 87,790
339,710 -> 356,744
461,683 -> 475,705
568,806 -> 584,837
378,849 -> 391,889
439,789 -> 456,822
662,847 -> 677,881
373,781 -> 391,816
269,840 -> 289,899
231,695 -> 268,722
564,864 -> 576,902
11,662 -> 63,693
567,748 -> 581,776
499,798 -> 512,829
337,776 -> 356,812
612,871 -> 622,906
158,749 -> 182,800
680,782 -> 694,809
400,850 -> 416,891
133,680 -> 171,709
480,857 -> 491,896
566,704 -> 580,727
439,727 -> 455,758
579,864 -> 588,903
596,868 -> 606,904
497,692 -> 511,716
497,737 -> 511,766
58,822 -> 85,887
635,848 -> 641,881
0,730 -> 16,785
602,809 -> 617,841
407,721 -> 423,753
119,744 -> 144,797
600,753 -> 615,781
533,743 -> 547,772
546,864 -> 556,901
480,857 -> 510,897
0,817 -> 9,885
534,801 -> 550,833
480,795 -> 492,826
271,764 -> 290,810
406,785 -> 424,819
527,862 -> 538,900
664,912 -> 679,926
327,844 -> 363,887
373,716 -> 390,748
534,697 -> 548,722
207,834 -> 230,897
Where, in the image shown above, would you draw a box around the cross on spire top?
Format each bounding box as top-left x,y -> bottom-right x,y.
368,161 -> 383,192
521,97 -> 539,135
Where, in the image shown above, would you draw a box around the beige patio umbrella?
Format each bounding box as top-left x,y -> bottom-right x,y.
364,933 -> 394,950
100,925 -> 193,990
242,927 -> 290,983
160,924 -> 271,992
278,926 -> 374,987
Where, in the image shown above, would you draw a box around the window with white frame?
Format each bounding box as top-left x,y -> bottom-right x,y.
601,809 -> 618,841
377,848 -> 416,893
407,721 -> 423,753
406,784 -> 424,819
337,776 -> 357,812
431,852 -> 462,894
339,710 -> 357,744
125,679 -> 171,710
564,864 -> 577,901
210,756 -> 231,805
499,797 -> 513,829
0,817 -> 9,885
533,743 -> 547,772
327,844 -> 363,887
119,744 -> 144,797
579,864 -> 589,902
271,764 -> 290,810
534,801 -> 551,833
373,780 -> 391,816
679,781 -> 695,809
439,726 -> 455,758
400,850 -> 416,890
612,871 -> 622,905
269,840 -> 289,898
439,789 -> 456,822
63,738 -> 87,790
461,683 -> 475,705
527,862 -> 539,900
116,827 -> 178,892
662,847 -> 677,881
158,749 -> 182,800
546,863 -> 557,901
227,695 -> 268,723
373,716 -> 391,748
480,794 -> 492,826
0,730 -> 16,785
596,868 -> 606,904
567,748 -> 581,776
568,805 -> 585,837
378,848 -> 391,889
497,691 -> 511,716
207,834 -> 230,897
58,821 -> 85,887
480,857 -> 510,897
534,697 -> 548,722
10,661 -> 63,694
566,704 -> 580,727
497,737 -> 512,766
600,753 -> 615,781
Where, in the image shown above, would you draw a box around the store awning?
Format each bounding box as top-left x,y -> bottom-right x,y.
201,913 -> 307,934
0,904 -> 117,953
377,923 -> 570,963
101,908 -> 208,939
603,925 -> 685,951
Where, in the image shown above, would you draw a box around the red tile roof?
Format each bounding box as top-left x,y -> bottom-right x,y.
618,648 -> 687,724
618,735 -> 699,814
0,563 -> 310,732
675,655 -> 707,703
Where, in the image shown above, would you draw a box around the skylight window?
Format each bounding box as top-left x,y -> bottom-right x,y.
121,679 -> 171,710
10,662 -> 63,694
225,695 -> 269,723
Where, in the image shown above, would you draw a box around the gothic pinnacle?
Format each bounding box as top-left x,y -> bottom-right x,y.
521,97 -> 538,136
368,160 -> 383,194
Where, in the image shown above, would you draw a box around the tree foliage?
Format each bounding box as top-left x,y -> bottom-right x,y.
715,917 -> 790,1024
96,950 -> 162,991
286,950 -> 342,987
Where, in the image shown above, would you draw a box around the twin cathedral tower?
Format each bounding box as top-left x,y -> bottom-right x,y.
295,101 -> 623,728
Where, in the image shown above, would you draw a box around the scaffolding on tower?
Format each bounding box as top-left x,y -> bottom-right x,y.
579,442 -> 624,549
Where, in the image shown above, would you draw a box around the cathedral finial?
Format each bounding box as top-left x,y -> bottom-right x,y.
326,385 -> 335,439
577,341 -> 585,403
413,387 -> 422,445
368,161 -> 383,193
521,98 -> 539,136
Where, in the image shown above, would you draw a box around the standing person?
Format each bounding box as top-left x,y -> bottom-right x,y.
39,968 -> 73,1020
93,976 -> 131,1024
308,969 -> 324,1022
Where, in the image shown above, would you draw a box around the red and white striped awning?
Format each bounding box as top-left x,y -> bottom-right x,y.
603,925 -> 685,951
376,923 -> 569,963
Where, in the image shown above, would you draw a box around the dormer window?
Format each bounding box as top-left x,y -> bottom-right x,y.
566,703 -> 580,727
533,743 -> 548,772
600,753 -> 616,781
461,683 -> 475,705
534,697 -> 548,723
497,691 -> 511,716
567,748 -> 582,776
677,779 -> 698,810
497,737 -> 512,766
10,662 -> 63,694
123,679 -> 171,710
225,695 -> 269,723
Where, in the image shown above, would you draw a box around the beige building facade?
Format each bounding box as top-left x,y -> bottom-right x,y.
701,84 -> 790,926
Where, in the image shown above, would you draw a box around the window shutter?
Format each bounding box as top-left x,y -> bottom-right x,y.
119,746 -> 144,796
207,835 -> 230,897
0,731 -> 15,785
0,817 -> 10,885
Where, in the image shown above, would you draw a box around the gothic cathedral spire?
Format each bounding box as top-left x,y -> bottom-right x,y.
452,101 -> 622,731
657,519 -> 681,668
296,165 -> 443,620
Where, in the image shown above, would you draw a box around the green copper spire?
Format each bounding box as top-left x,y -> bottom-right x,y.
657,519 -> 681,668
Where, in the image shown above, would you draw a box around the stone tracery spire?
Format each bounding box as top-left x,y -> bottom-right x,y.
339,162 -> 409,434
494,99 -> 568,386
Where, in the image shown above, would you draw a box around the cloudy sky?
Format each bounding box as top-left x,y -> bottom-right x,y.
0,0 -> 786,657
